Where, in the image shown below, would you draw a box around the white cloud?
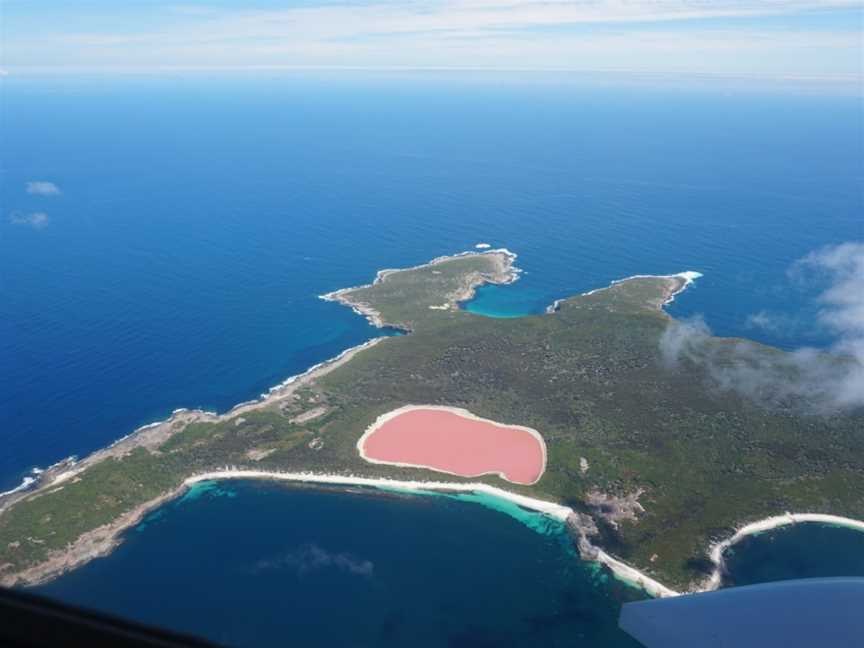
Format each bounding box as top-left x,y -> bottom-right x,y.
660,315 -> 712,368
745,310 -> 800,336
2,0 -> 861,77
796,242 -> 864,407
26,181 -> 61,196
9,212 -> 49,229
661,242 -> 864,412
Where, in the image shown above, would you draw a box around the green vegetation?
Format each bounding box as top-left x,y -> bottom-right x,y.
1,252 -> 862,590
325,251 -> 514,331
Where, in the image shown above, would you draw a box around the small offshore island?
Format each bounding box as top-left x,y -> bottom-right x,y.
1,249 -> 863,596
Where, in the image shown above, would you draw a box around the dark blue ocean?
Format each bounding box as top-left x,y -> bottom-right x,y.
722,522 -> 864,588
3,73 -> 863,644
37,481 -> 646,647
32,482 -> 864,647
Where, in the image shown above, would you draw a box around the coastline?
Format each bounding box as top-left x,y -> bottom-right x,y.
545,270 -> 703,314
2,470 -> 570,588
0,336 -> 388,515
22,468 -> 678,598
319,248 -> 521,329
185,470 -> 682,600
12,463 -> 864,598
0,249 -> 529,586
6,485 -> 188,587
608,270 -> 703,306
356,404 -> 548,486
702,512 -> 864,591
4,248 -> 523,502
3,252 -> 861,601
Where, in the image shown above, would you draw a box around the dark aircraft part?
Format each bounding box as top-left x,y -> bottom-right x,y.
0,586 -> 220,648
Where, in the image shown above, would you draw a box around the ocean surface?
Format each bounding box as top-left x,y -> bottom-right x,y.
3,73 -> 863,644
33,483 -> 864,647
722,522 -> 864,588
36,481 -> 645,647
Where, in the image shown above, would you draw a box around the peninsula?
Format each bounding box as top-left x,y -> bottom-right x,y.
1,249 -> 862,594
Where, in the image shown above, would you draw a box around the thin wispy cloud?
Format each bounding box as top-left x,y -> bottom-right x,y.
745,310 -> 801,336
9,212 -> 50,229
26,181 -> 61,196
2,0 -> 860,78
253,544 -> 374,577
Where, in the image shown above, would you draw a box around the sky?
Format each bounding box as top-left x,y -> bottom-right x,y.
0,0 -> 862,78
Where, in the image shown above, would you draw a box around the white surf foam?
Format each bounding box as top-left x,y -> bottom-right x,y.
0,477 -> 37,498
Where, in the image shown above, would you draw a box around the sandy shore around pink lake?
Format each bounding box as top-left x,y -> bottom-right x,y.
357,405 -> 546,485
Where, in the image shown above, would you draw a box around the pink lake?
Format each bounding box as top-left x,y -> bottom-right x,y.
360,407 -> 545,485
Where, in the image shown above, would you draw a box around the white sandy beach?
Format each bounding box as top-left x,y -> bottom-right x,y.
702,512 -> 864,591
183,468 -> 680,597
184,469 -> 864,600
184,469 -> 571,519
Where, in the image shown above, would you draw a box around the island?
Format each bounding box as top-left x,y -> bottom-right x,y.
1,249 -> 862,596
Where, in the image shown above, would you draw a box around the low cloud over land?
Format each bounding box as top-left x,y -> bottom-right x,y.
661,242 -> 864,412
